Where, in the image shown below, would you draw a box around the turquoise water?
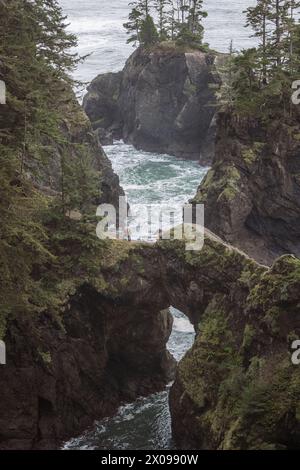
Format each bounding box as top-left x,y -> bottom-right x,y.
106,142 -> 207,206
105,141 -> 208,240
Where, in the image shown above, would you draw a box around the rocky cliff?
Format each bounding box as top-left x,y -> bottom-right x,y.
2,230 -> 300,449
83,45 -> 222,164
82,72 -> 123,145
191,110 -> 300,265
35,94 -> 124,209
0,241 -> 175,450
169,239 -> 300,450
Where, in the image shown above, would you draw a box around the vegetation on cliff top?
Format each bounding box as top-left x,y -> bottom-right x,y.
175,251 -> 300,449
124,0 -> 209,50
219,0 -> 300,123
0,0 -> 105,338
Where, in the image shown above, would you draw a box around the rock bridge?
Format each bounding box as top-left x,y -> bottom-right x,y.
1,231 -> 300,449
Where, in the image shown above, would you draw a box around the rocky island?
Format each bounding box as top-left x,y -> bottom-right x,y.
83,45 -> 222,164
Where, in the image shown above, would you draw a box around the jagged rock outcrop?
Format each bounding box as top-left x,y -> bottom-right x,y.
35,95 -> 124,209
83,71 -> 123,143
2,232 -> 300,450
169,239 -> 300,450
0,241 -> 175,450
83,46 -> 223,163
191,111 -> 300,265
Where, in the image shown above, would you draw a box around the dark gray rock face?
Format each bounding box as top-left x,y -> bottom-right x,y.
83,47 -> 222,164
0,283 -> 175,450
191,111 -> 300,265
2,233 -> 300,450
35,97 -> 124,210
94,127 -> 114,146
83,71 -> 123,138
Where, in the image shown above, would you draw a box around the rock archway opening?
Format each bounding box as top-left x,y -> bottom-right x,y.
167,307 -> 195,365
63,305 -> 196,451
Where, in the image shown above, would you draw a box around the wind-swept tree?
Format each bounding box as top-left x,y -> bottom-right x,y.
217,40 -> 236,107
124,0 -> 208,48
269,0 -> 291,67
178,0 -> 189,23
245,0 -> 300,77
124,1 -> 158,46
221,0 -> 300,118
188,0 -> 207,35
123,5 -> 143,45
285,0 -> 300,72
166,2 -> 177,39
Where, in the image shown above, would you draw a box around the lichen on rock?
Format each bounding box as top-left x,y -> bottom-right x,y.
191,111 -> 300,265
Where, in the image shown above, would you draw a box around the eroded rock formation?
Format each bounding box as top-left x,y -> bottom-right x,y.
1,232 -> 300,450
168,236 -> 300,450
0,244 -> 175,449
37,94 -> 124,209
83,46 -> 223,164
191,111 -> 300,265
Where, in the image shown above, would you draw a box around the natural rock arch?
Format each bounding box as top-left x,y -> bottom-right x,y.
1,231 -> 300,449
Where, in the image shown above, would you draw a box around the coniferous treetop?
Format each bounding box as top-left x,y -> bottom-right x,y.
123,0 -> 209,50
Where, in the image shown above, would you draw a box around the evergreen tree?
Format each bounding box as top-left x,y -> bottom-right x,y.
123,5 -> 143,45
166,2 -> 177,40
269,0 -> 291,67
223,0 -> 300,119
124,0 -> 209,48
245,0 -> 300,82
285,0 -> 300,73
0,0 -> 100,334
188,0 -> 207,36
178,0 -> 189,23
140,14 -> 159,46
217,40 -> 236,107
129,0 -> 151,18
61,144 -> 99,216
176,0 -> 207,47
246,0 -> 271,84
124,1 -> 157,46
154,0 -> 172,40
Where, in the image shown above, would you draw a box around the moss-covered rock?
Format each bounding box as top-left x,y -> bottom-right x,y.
169,244 -> 300,450
2,220 -> 300,450
191,111 -> 300,266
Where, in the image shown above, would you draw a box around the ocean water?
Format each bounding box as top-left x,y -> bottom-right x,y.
105,141 -> 208,240
63,143 -> 203,449
64,308 -> 195,450
59,0 -> 256,450
59,0 -> 256,84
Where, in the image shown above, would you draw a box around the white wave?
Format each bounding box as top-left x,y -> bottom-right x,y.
173,316 -> 195,334
66,17 -> 125,35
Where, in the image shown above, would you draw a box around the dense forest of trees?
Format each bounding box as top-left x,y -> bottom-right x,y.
219,0 -> 300,118
123,0 -> 208,48
0,0 -> 101,338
